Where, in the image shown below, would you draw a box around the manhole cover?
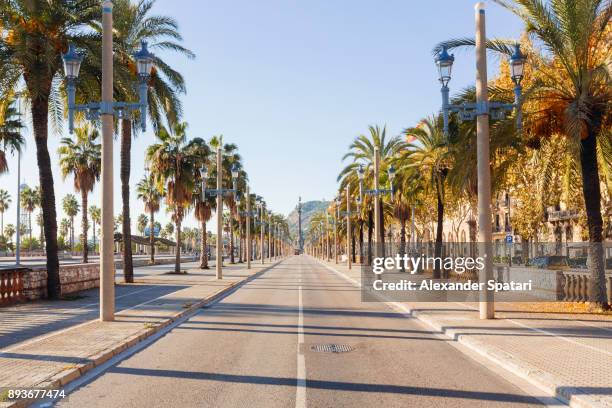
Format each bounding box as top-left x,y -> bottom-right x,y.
310,344 -> 354,353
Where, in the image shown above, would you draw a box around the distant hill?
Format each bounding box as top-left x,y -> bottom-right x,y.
286,200 -> 330,246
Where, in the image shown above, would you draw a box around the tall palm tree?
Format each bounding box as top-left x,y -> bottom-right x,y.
20,186 -> 39,251
0,0 -> 102,299
0,98 -> 24,174
339,125 -> 405,260
89,205 -> 100,253
402,117 -> 450,278
0,189 -> 10,237
186,138 -> 214,268
147,122 -> 195,274
58,125 -> 101,263
137,213 -> 148,253
210,136 -> 243,264
438,0 -> 611,308
111,0 -> 194,282
137,174 -> 162,264
4,223 -> 15,243
59,218 -> 70,242
62,195 -> 80,252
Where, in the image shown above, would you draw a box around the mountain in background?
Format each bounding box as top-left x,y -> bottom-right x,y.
286,200 -> 330,245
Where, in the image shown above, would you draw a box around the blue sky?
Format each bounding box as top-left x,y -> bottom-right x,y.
1,0 -> 523,235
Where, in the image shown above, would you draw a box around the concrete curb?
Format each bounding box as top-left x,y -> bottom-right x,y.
4,258 -> 285,408
316,258 -> 609,408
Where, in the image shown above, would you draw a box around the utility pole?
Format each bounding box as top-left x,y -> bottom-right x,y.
475,2 -> 494,319
216,147 -> 223,279
373,147 -> 381,259
100,0 -> 115,321
346,184 -> 352,270
246,186 -> 251,269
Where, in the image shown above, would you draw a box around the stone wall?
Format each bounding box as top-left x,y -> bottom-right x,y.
16,255 -> 197,302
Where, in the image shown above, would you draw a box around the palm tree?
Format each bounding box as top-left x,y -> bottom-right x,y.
147,122 -> 196,274
89,205 -> 100,254
137,174 -> 163,264
62,195 -> 80,252
4,224 -> 15,243
136,213 -> 148,254
438,0 -> 611,308
0,189 -> 11,237
209,136 -> 244,264
58,125 -> 101,263
0,0 -> 102,299
339,125 -> 405,261
20,186 -> 39,251
111,0 -> 194,282
186,138 -> 214,268
59,219 -> 70,242
0,98 -> 24,174
402,117 -> 450,278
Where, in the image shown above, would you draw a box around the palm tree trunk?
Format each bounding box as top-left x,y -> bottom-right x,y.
175,219 -> 182,274
1,212 -> 3,238
580,131 -> 609,309
92,223 -> 96,255
81,190 -> 88,263
149,210 -> 155,264
28,212 -> 32,250
400,220 -> 406,271
31,97 -> 60,299
201,221 -> 209,269
121,120 -> 134,283
434,182 -> 444,279
70,216 -> 74,251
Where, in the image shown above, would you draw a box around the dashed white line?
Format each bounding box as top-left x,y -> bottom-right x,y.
296,260 -> 307,408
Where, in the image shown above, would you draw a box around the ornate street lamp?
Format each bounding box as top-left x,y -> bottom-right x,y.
62,40 -> 154,134
433,3 -> 527,319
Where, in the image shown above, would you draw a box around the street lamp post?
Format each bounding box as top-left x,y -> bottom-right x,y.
267,211 -> 272,261
434,2 -> 526,319
15,95 -> 22,267
358,152 -> 396,260
198,148 -> 239,279
238,187 -> 258,269
61,2 -> 154,321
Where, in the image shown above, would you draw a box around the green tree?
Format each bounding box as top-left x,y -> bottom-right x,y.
0,98 -> 24,174
89,205 -> 101,252
147,122 -> 196,273
339,125 -> 405,262
4,223 -> 15,242
0,0 -> 101,299
187,138 -> 214,268
20,186 -> 39,250
210,136 -> 244,264
137,174 -> 163,264
58,125 -> 101,262
111,0 -> 193,282
402,117 -> 450,278
0,189 -> 11,237
62,195 -> 80,252
439,0 -> 612,308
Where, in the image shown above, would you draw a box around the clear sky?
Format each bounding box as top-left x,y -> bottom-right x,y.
0,0 -> 523,236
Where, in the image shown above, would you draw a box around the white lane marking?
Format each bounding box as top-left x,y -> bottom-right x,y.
296,260 -> 307,408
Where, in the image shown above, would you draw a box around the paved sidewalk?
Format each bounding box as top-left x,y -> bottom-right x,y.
318,257 -> 612,408
0,258 -> 284,407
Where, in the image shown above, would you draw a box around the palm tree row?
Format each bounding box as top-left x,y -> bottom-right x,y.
326,0 -> 611,309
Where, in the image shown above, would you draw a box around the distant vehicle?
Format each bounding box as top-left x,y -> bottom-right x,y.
527,255 -> 569,270
294,249 -> 301,255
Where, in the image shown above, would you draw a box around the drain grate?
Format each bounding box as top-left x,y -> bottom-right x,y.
310,344 -> 354,353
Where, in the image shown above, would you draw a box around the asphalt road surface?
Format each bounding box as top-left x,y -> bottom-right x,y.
57,256 -> 545,408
